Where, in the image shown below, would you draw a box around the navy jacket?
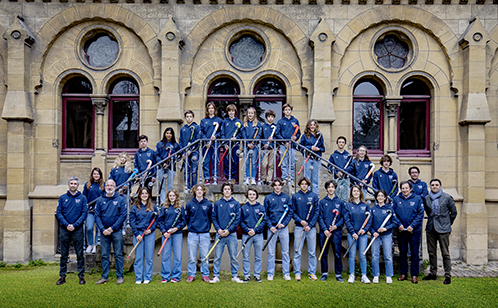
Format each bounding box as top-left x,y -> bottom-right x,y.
56,191 -> 88,230
109,166 -> 132,187
179,122 -> 201,152
241,122 -> 262,142
329,150 -> 352,177
264,191 -> 293,228
185,197 -> 213,233
369,203 -> 399,235
155,140 -> 180,171
129,204 -> 159,237
261,123 -> 277,149
318,196 -> 345,232
275,116 -> 301,142
221,117 -> 242,140
291,190 -> 319,228
410,179 -> 428,199
372,168 -> 399,198
95,193 -> 127,232
83,182 -> 103,203
157,205 -> 186,233
201,116 -> 222,139
299,133 -> 325,159
134,147 -> 156,176
344,201 -> 372,235
240,202 -> 267,235
347,158 -> 374,184
393,193 -> 425,232
212,197 -> 241,234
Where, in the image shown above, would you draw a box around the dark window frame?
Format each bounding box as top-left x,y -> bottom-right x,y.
253,78 -> 286,123
397,95 -> 431,157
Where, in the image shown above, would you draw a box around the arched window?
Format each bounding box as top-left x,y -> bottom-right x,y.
108,78 -> 139,151
353,79 -> 384,152
398,78 -> 430,156
253,78 -> 285,123
206,78 -> 240,119
62,76 -> 93,154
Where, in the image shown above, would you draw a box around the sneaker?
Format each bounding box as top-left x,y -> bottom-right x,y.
184,188 -> 190,194
186,276 -> 195,283
116,278 -> 124,285
243,178 -> 249,185
95,278 -> 108,285
309,274 -> 318,281
122,229 -> 126,236
231,276 -> 244,283
251,178 -> 256,185
56,277 -> 66,285
336,276 -> 344,283
283,274 -> 291,281
85,245 -> 92,254
348,274 -> 355,283
254,276 -> 262,283
91,245 -> 96,254
79,277 -> 86,285
143,280 -> 150,284
171,279 -> 179,283
243,276 -> 251,283
361,275 -> 371,284
373,276 -> 379,284
209,276 -> 220,284
295,274 -> 301,281
443,277 -> 451,285
386,277 -> 393,284
320,274 -> 328,282
135,281 -> 142,285
267,275 -> 274,281
202,276 -> 210,283
161,279 -> 168,283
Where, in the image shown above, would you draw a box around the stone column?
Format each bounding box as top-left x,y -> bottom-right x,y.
91,95 -> 108,174
383,97 -> 401,171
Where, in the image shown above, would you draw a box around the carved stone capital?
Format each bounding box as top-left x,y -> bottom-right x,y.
90,95 -> 109,115
383,97 -> 402,118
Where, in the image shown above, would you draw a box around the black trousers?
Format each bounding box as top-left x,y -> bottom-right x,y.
59,227 -> 85,278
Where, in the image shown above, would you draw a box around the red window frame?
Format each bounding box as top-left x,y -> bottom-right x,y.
108,95 -> 140,156
397,96 -> 430,157
61,96 -> 95,155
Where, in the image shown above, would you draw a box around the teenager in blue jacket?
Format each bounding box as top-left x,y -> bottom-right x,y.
299,120 -> 325,193
372,155 -> 398,199
329,136 -> 352,203
393,180 -> 424,284
260,110 -> 277,185
240,187 -> 267,283
221,104 -> 242,183
134,135 -> 156,189
347,145 -> 375,196
179,110 -> 201,193
109,152 -> 135,189
318,180 -> 345,282
83,168 -> 104,254
275,104 -> 300,185
201,102 -> 222,184
155,127 -> 180,203
157,189 -> 186,283
408,166 -> 428,199
292,177 -> 320,281
344,184 -> 372,284
241,107 -> 262,185
129,187 -> 158,284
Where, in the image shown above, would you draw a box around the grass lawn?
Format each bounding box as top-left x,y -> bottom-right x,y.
0,265 -> 496,308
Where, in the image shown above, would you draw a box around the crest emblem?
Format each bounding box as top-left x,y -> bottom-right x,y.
255,209 -> 259,213
361,206 -> 366,211
410,202 -> 415,206
202,206 -> 207,210
389,175 -> 393,179
229,204 -> 234,208
147,152 -> 151,157
76,199 -> 80,203
418,185 -> 422,189
281,198 -> 286,202
113,201 -> 118,205
308,197 -> 313,202
382,210 -> 387,214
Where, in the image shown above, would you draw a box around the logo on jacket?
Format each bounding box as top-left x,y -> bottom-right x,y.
202,206 -> 207,210
418,185 -> 422,189
255,209 -> 260,213
410,202 -> 415,206
335,204 -> 340,208
113,201 -> 118,205
361,206 -> 366,211
308,197 -> 313,202
382,210 -> 387,214
229,204 -> 234,208
76,199 -> 80,203
147,152 -> 151,157
389,175 -> 393,180
281,198 -> 286,202
364,165 -> 368,168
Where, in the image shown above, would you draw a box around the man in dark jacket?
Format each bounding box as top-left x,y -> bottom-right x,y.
423,179 -> 457,284
56,177 -> 88,285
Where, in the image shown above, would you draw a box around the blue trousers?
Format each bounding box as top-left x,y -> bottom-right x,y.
242,233 -> 263,278
101,231 -> 123,279
133,232 -> 155,282
319,229 -> 343,276
160,232 -> 183,281
398,230 -> 421,277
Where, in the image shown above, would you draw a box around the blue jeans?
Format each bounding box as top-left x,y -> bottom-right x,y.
319,229 -> 343,276
85,213 -> 100,246
293,226 -> 317,275
160,232 -> 183,281
184,151 -> 199,189
398,230 -> 421,276
244,147 -> 258,179
335,177 -> 350,203
101,231 -> 123,279
59,227 -> 85,278
267,226 -> 290,276
224,144 -> 239,180
242,233 -> 263,278
303,159 -> 320,193
371,233 -> 393,277
346,233 -> 368,275
280,146 -> 296,182
157,167 -> 175,203
213,233 -> 239,277
203,143 -> 219,181
187,232 -> 210,277
133,232 -> 155,282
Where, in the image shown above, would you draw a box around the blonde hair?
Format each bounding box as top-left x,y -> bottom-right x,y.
112,152 -> 134,173
304,119 -> 320,138
355,145 -> 370,162
244,107 -> 258,128
162,189 -> 181,209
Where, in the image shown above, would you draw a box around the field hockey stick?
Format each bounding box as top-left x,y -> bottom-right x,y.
365,163 -> 375,181
157,209 -> 182,257
202,122 -> 219,161
343,211 -> 371,258
298,132 -> 322,175
261,125 -> 277,161
295,202 -> 313,253
318,209 -> 339,261
278,124 -> 299,168
389,179 -> 398,197
206,212 -> 237,263
363,210 -> 392,255
219,122 -> 241,164
180,127 -> 196,172
236,212 -> 265,258
127,212 -> 158,259
263,204 -> 289,251
139,159 -> 153,187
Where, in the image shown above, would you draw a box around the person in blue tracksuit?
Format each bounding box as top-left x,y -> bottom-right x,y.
408,166 -> 428,200
134,135 -> 156,189
369,189 -> 399,284
109,152 -> 135,189
372,155 -> 398,199
95,179 -> 127,285
265,178 -> 293,281
129,187 -> 158,284
83,167 -> 104,254
347,145 -> 375,197
201,102 -> 222,184
275,104 -> 300,184
185,183 -> 213,283
155,127 -> 180,203
344,184 -> 372,284
240,187 -> 267,283
292,177 -> 320,281
242,107 -> 262,185
393,180 -> 425,284
318,180 -> 345,282
299,120 -> 325,193
180,110 -> 201,193
210,183 -> 243,283
329,136 -> 352,203
221,104 -> 242,183
261,110 -> 277,185
56,177 -> 88,285
157,189 -> 186,283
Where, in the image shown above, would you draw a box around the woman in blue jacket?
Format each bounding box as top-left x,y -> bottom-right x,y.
83,167 -> 104,254
347,145 -> 375,196
201,102 -> 222,184
155,127 -> 180,203
299,119 -> 324,193
109,152 -> 135,189
242,107 -> 262,185
129,187 -> 158,284
344,184 -> 371,284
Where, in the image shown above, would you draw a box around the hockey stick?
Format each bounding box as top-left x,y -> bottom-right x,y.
318,209 -> 339,261
343,211 -> 371,258
363,210 -> 392,255
236,212 -> 265,258
295,202 -> 313,253
127,212 -> 158,259
263,204 -> 289,251
278,124 -> 299,168
202,122 -> 220,161
298,132 -> 322,176
205,212 -> 237,263
219,122 -> 241,165
157,209 -> 182,257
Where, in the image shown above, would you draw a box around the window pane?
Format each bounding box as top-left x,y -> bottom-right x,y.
84,35 -> 119,68
209,80 -> 239,95
399,101 -> 426,150
253,100 -> 282,123
65,101 -> 93,148
64,77 -> 92,94
353,81 -> 382,96
353,101 -> 380,149
229,35 -> 265,70
111,79 -> 139,95
112,100 -> 139,149
401,79 -> 430,96
255,80 -> 284,95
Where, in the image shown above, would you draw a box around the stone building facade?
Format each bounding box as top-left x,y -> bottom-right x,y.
0,1 -> 497,265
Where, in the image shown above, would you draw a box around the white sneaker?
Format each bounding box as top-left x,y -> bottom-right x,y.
243,178 -> 249,185
267,275 -> 274,281
231,276 -> 244,283
386,277 -> 393,284
348,274 -> 355,283
143,280 -> 150,284
250,178 -> 256,185
283,274 -> 291,281
91,245 -> 96,254
361,275 -> 371,284
373,276 -> 379,284
85,245 -> 92,254
295,274 -> 301,281
122,229 -> 126,236
184,188 -> 190,194
135,281 -> 142,285
209,276 -> 220,284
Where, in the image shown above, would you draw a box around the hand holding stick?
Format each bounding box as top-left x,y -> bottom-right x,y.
205,213 -> 236,263
343,212 -> 371,258
295,202 -> 313,253
236,213 -> 265,258
263,205 -> 289,251
157,209 -> 182,257
127,212 -> 157,259
318,209 -> 339,261
363,210 -> 392,255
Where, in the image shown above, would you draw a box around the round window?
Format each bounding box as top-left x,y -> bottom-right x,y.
226,28 -> 269,72
78,27 -> 121,70
372,30 -> 415,72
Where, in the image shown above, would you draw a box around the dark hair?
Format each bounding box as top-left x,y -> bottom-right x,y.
133,187 -> 154,212
184,110 -> 195,117
298,177 -> 311,186
161,127 -> 177,149
221,182 -> 234,193
379,155 -> 392,165
265,110 -> 276,118
408,166 -> 420,174
205,102 -> 217,118
374,189 -> 387,201
430,178 -> 442,186
245,187 -> 259,199
324,180 -> 337,190
282,103 -> 293,111
271,178 -> 284,187
349,184 -> 365,203
336,136 -> 347,144
400,180 -> 413,190
87,167 -> 104,191
138,135 -> 148,142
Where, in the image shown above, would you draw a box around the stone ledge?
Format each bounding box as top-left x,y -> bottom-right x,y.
29,185 -> 75,199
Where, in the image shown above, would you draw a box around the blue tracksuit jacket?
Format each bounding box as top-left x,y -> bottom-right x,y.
184,197 -> 213,233
347,158 -> 374,184
212,197 -> 241,234
83,182 -> 103,203
201,116 -> 222,139
410,179 -> 428,199
179,122 -> 201,152
264,192 -> 293,228
56,191 -> 88,229
299,133 -> 325,159
393,193 -> 425,232
221,117 -> 242,140
275,116 -> 301,142
95,193 -> 127,232
129,204 -> 159,237
240,202 -> 267,235
344,201 -> 372,235
155,140 -> 180,170
291,190 -> 319,228
372,168 -> 399,198
318,196 -> 345,231
241,122 -> 262,141
261,123 -> 277,149
369,203 -> 399,235
134,147 -> 156,176
329,150 -> 352,177
109,166 -> 133,187
157,205 -> 186,233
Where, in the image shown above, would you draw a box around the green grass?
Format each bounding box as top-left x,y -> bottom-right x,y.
0,265 -> 496,308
